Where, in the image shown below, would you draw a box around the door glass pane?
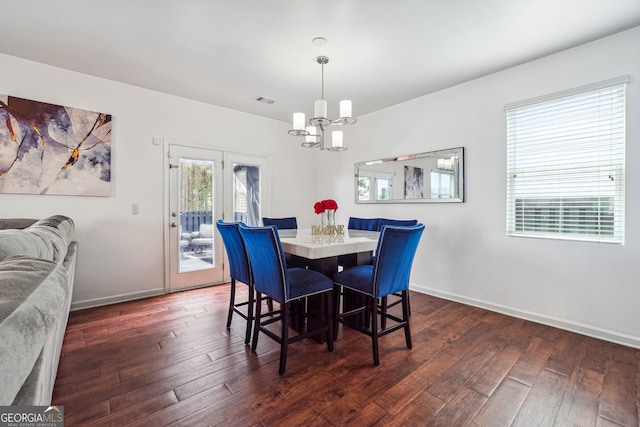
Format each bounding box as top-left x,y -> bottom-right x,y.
233,164 -> 260,226
376,178 -> 390,200
179,158 -> 215,273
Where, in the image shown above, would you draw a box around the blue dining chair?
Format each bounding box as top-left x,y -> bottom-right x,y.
262,217 -> 298,230
349,218 -> 418,322
262,216 -> 307,268
376,218 -> 418,231
216,220 -> 259,345
347,216 -> 379,231
333,223 -> 425,366
376,219 -> 418,322
239,224 -> 334,375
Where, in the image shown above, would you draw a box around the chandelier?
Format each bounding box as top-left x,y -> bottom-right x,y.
288,55 -> 357,151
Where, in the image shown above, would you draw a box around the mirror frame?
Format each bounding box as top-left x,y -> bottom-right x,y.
354,147 -> 465,204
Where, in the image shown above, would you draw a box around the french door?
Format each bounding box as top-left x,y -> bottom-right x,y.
166,144 -> 224,292
164,143 -> 271,291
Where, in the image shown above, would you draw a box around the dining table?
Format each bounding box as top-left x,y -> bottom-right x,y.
279,227 -> 379,272
278,227 -> 380,339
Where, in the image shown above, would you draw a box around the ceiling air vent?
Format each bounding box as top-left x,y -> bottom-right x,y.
256,96 -> 275,104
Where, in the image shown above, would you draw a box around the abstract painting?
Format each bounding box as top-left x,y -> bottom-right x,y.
404,165 -> 424,199
0,95 -> 112,196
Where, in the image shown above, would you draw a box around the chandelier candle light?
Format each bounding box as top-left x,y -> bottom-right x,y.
288,55 -> 357,151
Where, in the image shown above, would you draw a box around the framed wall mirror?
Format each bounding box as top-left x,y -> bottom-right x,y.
355,147 -> 464,203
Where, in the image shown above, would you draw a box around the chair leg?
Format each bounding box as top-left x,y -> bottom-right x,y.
279,302 -> 290,375
364,295 -> 372,329
226,278 -> 236,329
402,290 -> 412,349
251,291 -> 263,351
244,284 -> 254,345
370,296 -> 380,366
380,296 -> 388,329
332,284 -> 341,338
326,290 -> 334,352
379,292 -> 411,332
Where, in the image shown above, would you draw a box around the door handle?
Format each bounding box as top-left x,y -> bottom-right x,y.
171,222 -> 177,228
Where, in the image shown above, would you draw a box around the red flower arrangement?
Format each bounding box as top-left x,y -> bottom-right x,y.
314,199 -> 338,214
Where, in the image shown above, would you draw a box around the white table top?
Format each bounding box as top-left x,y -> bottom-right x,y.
279,228 -> 379,260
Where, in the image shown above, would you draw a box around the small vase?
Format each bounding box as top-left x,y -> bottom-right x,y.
320,210 -> 336,232
326,209 -> 336,227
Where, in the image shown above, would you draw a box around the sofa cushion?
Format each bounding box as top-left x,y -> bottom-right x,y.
0,218 -> 37,230
0,215 -> 74,263
199,223 -> 213,238
0,256 -> 68,405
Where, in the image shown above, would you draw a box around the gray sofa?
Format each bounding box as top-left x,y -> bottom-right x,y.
0,215 -> 77,405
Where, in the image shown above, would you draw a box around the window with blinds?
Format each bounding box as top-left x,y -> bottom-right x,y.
506,77 -> 627,243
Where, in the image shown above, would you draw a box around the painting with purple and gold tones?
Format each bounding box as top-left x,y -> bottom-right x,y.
0,95 -> 112,196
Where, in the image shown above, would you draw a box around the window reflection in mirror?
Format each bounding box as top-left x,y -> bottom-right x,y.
355,147 -> 464,203
357,176 -> 371,201
377,177 -> 391,200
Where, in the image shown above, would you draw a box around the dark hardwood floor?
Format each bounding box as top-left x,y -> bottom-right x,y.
52,285 -> 640,426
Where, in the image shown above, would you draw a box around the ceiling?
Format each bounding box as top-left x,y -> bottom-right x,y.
2,1 -> 639,124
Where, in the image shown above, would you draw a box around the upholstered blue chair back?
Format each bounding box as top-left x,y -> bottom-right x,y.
376,218 -> 418,232
348,217 -> 418,232
239,224 -> 288,303
262,217 -> 298,230
348,217 -> 379,231
373,224 -> 425,298
216,220 -> 252,285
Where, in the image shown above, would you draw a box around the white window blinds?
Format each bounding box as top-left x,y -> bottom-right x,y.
506,77 -> 627,243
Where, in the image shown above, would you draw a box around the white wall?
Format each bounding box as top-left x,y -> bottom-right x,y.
0,53 -> 319,307
320,27 -> 640,347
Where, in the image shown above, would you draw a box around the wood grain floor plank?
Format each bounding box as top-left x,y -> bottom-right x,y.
127,384 -> 235,427
554,366 -> 603,427
376,391 -> 444,426
596,415 -> 628,427
62,400 -> 111,427
470,377 -> 530,426
85,390 -> 179,427
512,368 -> 569,426
582,337 -> 618,375
426,386 -> 488,427
426,338 -> 500,403
544,330 -> 587,377
467,344 -> 523,397
598,358 -> 639,427
338,401 -> 388,426
375,350 -> 459,415
507,336 -> 554,386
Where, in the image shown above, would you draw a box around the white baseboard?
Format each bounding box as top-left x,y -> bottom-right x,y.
410,284 -> 640,350
71,288 -> 166,311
